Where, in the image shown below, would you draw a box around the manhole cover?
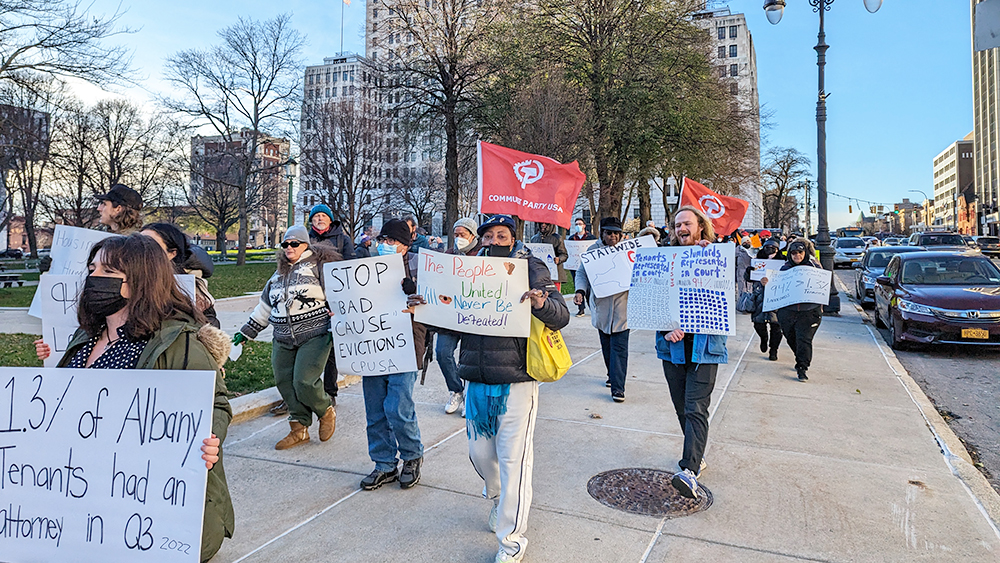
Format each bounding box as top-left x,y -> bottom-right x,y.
587,468 -> 713,517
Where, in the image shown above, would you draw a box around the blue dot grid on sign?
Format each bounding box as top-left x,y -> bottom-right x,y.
678,287 -> 730,333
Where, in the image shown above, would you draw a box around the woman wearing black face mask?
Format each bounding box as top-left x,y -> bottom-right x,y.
34,234 -> 236,562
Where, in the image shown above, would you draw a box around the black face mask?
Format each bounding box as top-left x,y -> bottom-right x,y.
82,275 -> 128,317
486,244 -> 513,258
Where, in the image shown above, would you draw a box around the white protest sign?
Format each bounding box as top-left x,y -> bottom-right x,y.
750,259 -> 786,281
627,244 -> 736,335
524,243 -> 558,280
580,235 -> 657,299
38,275 -> 84,368
29,226 -> 115,318
762,266 -> 832,311
323,255 -> 417,376
563,240 -> 592,271
0,366 -> 214,563
413,248 -> 531,338
175,275 -> 196,306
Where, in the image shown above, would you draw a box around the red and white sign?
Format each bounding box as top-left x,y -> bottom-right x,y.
477,141 -> 586,229
679,177 -> 749,237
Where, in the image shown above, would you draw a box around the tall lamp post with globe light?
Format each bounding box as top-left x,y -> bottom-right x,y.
763,0 -> 882,314
284,157 -> 298,237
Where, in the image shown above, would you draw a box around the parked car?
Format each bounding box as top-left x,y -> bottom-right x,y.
0,248 -> 23,259
905,231 -> 971,251
853,246 -> 926,307
882,237 -> 902,246
833,237 -> 866,268
873,251 -> 1000,348
976,236 -> 1000,257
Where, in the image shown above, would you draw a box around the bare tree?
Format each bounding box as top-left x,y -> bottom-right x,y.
163,14 -> 303,265
761,147 -> 811,230
188,148 -> 242,256
41,98 -> 99,229
0,0 -> 132,88
385,159 -> 445,228
301,95 -> 386,237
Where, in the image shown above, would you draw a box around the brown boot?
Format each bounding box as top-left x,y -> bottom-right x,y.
275,421 -> 309,450
318,405 -> 336,442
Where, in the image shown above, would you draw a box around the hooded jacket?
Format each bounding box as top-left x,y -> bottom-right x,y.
58,317 -> 235,563
310,220 -> 356,260
458,241 -> 570,385
778,240 -> 823,312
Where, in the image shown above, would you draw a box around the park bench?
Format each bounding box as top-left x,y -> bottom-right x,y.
0,274 -> 23,288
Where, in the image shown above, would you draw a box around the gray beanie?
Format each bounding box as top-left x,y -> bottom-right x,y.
284,225 -> 310,243
454,217 -> 479,237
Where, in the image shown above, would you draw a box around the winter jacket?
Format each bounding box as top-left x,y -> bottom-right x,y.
241,245 -> 341,345
402,250 -> 428,370
458,242 -> 570,385
355,241 -> 372,258
778,255 -> 823,312
310,221 -> 356,260
530,231 -> 569,283
573,240 -> 629,334
58,316 -> 235,563
655,332 -> 729,365
743,267 -> 777,324
568,231 -> 597,242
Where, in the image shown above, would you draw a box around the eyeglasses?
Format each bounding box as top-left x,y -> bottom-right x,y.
281,241 -> 304,249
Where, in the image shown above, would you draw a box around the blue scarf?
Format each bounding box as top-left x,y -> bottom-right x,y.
465,381 -> 510,440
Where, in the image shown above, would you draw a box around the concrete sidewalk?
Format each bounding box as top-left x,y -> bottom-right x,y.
212,299 -> 1000,563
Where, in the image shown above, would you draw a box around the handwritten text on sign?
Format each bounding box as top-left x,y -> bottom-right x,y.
0,367 -> 214,563
38,275 -> 83,369
627,244 -> 736,335
524,243 -> 557,280
413,248 -> 531,338
29,226 -> 115,318
749,259 -> 786,281
323,255 -> 417,376
762,266 -> 832,311
563,240 -> 592,271
580,235 -> 657,299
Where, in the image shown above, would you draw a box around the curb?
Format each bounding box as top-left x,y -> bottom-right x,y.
229,374 -> 362,425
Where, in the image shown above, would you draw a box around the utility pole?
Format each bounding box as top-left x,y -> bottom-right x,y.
803,180 -> 812,237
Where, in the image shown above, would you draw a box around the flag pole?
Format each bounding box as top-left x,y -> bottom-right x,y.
340,0 -> 345,54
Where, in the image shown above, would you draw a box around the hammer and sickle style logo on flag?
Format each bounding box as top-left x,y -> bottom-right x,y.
513,159 -> 545,190
698,194 -> 726,219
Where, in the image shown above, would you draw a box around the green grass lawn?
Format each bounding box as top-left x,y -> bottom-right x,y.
223,340 -> 273,397
0,333 -> 42,367
209,262 -> 276,299
0,286 -> 37,307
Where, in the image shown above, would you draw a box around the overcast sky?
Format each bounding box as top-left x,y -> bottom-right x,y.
82,0 -> 974,230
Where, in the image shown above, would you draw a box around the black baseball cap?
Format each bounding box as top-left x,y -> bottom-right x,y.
95,184 -> 142,211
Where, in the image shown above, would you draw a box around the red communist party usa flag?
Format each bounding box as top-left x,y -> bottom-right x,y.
679,177 -> 749,237
477,141 -> 586,229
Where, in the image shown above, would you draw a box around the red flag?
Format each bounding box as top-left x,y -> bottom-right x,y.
477,141 -> 586,229
679,177 -> 749,236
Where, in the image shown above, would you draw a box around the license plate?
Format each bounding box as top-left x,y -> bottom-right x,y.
962,328 -> 990,340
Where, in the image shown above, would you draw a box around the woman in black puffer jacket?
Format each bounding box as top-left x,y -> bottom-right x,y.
745,242 -> 783,361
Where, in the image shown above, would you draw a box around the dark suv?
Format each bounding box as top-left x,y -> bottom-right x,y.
905,232 -> 971,252
977,236 -> 1000,257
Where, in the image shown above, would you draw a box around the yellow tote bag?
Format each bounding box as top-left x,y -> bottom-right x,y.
527,315 -> 573,382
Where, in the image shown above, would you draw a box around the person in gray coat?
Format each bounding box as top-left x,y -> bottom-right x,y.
573,216 -> 631,403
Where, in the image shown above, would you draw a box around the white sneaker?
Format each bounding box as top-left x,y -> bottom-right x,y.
445,391 -> 464,415
488,502 -> 498,532
677,458 -> 707,479
494,549 -> 520,563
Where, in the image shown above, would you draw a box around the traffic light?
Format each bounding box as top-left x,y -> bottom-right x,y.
849,204 -> 853,213
870,205 -> 876,214
894,203 -> 900,211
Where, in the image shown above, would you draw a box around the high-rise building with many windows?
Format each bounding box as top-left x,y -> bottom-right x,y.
972,0 -> 999,235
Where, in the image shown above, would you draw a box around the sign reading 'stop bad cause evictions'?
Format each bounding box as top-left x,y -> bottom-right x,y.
323,255 -> 417,377
413,248 -> 531,338
627,244 -> 736,335
0,367 -> 214,563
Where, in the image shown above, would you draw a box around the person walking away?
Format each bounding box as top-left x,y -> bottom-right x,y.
530,222 -> 569,292
453,214 -> 568,563
437,217 -> 481,415
235,226 -> 339,449
574,217 -> 631,403
762,239 -> 823,381
658,206 -> 729,499
746,241 -> 783,361
34,234 -> 234,562
140,223 -> 220,328
96,184 -> 143,234
355,234 -> 374,258
567,217 -> 597,317
358,218 -> 427,491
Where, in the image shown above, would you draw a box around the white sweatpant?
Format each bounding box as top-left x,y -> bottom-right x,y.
468,380 -> 539,560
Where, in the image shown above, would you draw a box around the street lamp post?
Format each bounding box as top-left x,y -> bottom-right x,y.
763,0 -> 882,315
284,158 -> 298,237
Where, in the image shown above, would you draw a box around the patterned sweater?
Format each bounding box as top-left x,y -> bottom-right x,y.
241,247 -> 336,345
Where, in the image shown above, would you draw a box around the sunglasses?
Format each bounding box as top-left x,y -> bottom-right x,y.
281,241 -> 305,249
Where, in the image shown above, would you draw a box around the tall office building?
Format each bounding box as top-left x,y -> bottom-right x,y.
931,133 -> 974,229
972,0 -> 999,235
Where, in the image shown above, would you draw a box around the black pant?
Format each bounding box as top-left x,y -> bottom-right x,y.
323,350 -> 339,403
753,321 -> 783,352
662,360 -> 718,473
776,308 -> 823,372
568,270 -> 585,313
599,329 -> 629,394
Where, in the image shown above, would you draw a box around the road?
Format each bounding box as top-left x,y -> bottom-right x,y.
833,268 -> 1000,494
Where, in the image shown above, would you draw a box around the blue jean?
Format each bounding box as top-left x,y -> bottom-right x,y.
599,329 -> 630,395
435,331 -> 464,394
362,371 -> 424,472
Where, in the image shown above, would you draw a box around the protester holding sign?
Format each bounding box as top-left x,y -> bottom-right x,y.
33,234 -> 235,562
574,217 -> 633,403
761,239 -> 823,381
657,206 -> 728,501
456,214 -> 569,563
745,242 -> 784,361
141,223 -> 220,328
235,226 -> 339,450
437,217 -> 482,416
96,183 -> 143,234
530,222 -> 568,292
566,217 -> 597,317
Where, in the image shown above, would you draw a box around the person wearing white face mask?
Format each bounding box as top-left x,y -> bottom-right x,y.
436,217 -> 482,415
567,217 -> 596,317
